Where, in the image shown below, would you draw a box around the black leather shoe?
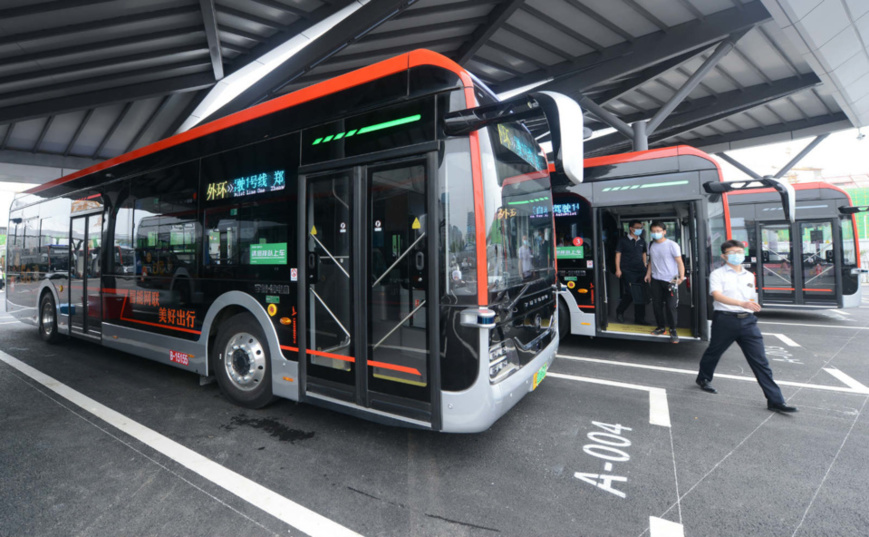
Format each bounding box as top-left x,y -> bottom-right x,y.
696,379 -> 717,393
616,313 -> 625,323
768,401 -> 798,413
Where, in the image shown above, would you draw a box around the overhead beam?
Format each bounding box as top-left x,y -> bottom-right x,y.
715,153 -> 762,179
584,74 -> 821,155
494,1 -> 770,95
684,113 -> 850,152
454,0 -> 525,65
646,30 -> 749,135
199,0 -> 224,80
0,72 -> 215,124
773,134 -> 829,178
0,149 -> 101,172
222,0 -> 357,77
208,0 -> 415,121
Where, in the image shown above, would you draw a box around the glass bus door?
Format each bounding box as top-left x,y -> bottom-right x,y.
799,220 -> 838,305
69,214 -> 102,337
302,157 -> 437,425
758,223 -> 796,304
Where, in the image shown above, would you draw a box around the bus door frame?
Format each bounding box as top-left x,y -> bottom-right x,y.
297,146 -> 441,429
592,207 -> 608,333
68,209 -> 103,339
756,218 -> 842,307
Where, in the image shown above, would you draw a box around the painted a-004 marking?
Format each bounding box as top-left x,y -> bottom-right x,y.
574,421 -> 633,498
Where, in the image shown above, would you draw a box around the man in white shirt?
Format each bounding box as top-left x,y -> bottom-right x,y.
695,240 -> 797,413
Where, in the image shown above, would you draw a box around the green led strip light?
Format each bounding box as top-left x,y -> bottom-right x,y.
311,114 -> 422,145
507,196 -> 550,205
602,180 -> 689,192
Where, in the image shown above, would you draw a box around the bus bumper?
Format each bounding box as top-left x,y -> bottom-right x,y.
440,334 -> 558,433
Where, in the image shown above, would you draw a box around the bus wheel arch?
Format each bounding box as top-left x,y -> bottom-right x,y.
557,296 -> 571,340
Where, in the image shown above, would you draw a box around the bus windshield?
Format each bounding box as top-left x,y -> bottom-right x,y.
482,121 -> 554,292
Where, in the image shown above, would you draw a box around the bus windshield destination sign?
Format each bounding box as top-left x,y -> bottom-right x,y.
498,123 -> 546,171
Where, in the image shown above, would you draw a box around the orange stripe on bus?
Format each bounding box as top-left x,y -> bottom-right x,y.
762,287 -> 794,291
805,288 -> 833,292
367,360 -> 422,376
305,349 -> 356,363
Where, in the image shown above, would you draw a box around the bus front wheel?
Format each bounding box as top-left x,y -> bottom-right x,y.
212,314 -> 275,409
39,293 -> 61,343
558,298 -> 571,341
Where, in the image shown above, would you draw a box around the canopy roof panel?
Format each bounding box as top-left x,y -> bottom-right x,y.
0,0 -> 865,183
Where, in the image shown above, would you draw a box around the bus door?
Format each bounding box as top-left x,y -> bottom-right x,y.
300,155 -> 439,426
758,223 -> 796,304
69,214 -> 102,337
798,220 -> 839,305
687,201 -> 702,338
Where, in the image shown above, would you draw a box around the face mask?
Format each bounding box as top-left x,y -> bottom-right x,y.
726,253 -> 745,265
651,232 -> 663,240
632,228 -> 643,236
523,240 -> 528,246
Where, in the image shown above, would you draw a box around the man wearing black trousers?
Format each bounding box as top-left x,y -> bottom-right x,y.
644,221 -> 684,343
695,240 -> 797,413
615,220 -> 648,325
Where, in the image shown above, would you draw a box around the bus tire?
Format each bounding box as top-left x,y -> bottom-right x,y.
558,297 -> 571,341
212,313 -> 275,409
39,292 -> 62,344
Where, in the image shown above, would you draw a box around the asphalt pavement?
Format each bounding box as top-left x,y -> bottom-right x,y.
1,286 -> 868,537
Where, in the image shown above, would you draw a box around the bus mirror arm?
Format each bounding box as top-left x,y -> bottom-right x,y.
839,205 -> 869,215
443,92 -> 584,185
704,175 -> 796,223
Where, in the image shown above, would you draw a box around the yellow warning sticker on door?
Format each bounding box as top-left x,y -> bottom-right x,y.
310,225 -> 317,235
412,217 -> 421,230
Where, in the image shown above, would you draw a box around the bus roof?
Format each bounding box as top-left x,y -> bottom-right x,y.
727,181 -> 853,201
583,145 -> 720,169
26,49 -> 473,196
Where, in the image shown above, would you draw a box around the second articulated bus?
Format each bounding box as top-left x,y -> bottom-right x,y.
553,146 -> 793,342
5,50 -> 584,432
728,182 -> 867,309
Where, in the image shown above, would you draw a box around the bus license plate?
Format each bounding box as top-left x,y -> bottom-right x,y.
532,364 -> 548,390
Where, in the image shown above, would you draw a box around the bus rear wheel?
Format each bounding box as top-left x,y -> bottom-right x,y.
39,293 -> 61,343
212,314 -> 275,409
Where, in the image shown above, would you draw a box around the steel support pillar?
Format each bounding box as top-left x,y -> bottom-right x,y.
632,120 -> 648,151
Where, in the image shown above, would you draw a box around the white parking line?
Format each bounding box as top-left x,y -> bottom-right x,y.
761,333 -> 801,347
834,309 -> 851,316
0,321 -> 19,325
649,516 -> 684,537
758,321 -> 869,330
823,368 -> 869,393
547,371 -> 671,427
0,350 -> 362,537
556,354 -> 869,395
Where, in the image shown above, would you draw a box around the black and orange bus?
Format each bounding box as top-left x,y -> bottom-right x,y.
553,146 -> 793,342
728,181 -> 867,309
4,50 -> 584,432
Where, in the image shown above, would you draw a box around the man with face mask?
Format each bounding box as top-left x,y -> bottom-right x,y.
644,221 -> 684,343
615,220 -> 648,325
695,240 -> 797,413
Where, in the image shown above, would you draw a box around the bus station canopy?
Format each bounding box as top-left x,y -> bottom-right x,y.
1,0 -> 868,184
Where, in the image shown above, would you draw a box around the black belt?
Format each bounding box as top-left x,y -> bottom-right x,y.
716,311 -> 753,319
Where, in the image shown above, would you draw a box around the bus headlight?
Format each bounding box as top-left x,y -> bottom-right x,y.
489,341 -> 519,383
